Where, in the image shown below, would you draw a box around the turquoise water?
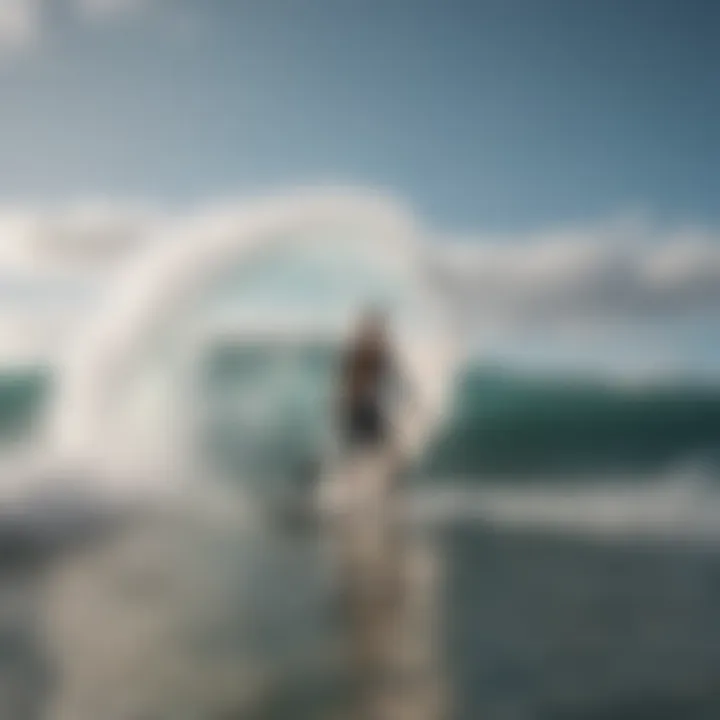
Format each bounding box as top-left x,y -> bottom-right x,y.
0,369 -> 49,446
4,359 -> 720,479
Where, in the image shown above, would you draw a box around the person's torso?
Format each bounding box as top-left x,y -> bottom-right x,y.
346,345 -> 388,406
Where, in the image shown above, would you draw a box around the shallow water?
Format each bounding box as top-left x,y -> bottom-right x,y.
2,489 -> 720,720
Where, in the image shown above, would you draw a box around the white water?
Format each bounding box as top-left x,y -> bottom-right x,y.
44,189 -> 458,501
409,472 -> 720,543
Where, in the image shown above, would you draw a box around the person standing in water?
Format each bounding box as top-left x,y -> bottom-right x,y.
338,309 -> 396,456
332,311 -> 444,720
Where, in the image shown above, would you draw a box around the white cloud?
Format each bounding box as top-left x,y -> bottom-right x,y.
0,0 -> 41,53
0,0 -> 165,56
430,219 -> 720,331
0,201 -> 162,361
0,191 -> 719,368
0,201 -> 162,276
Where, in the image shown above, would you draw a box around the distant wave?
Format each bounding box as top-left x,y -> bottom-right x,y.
0,368 -> 49,446
423,367 -> 720,478
3,362 -> 720,481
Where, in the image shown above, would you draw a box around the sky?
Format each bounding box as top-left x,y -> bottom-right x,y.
0,0 -> 718,376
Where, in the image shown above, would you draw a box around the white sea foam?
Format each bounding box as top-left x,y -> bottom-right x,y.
43,188 -> 457,499
408,471 -> 720,543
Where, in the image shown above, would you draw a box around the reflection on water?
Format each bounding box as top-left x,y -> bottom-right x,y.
4,480 -> 720,718
0,567 -> 49,719
39,457 -> 447,720
321,449 -> 446,720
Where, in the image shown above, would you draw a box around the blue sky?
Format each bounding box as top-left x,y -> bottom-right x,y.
0,0 -> 718,375
0,0 -> 718,231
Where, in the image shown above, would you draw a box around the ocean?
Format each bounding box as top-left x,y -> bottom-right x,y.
1,359 -> 720,719
5,361 -> 720,478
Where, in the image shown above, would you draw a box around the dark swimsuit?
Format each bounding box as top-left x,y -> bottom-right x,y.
346,397 -> 386,446
342,345 -> 390,448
